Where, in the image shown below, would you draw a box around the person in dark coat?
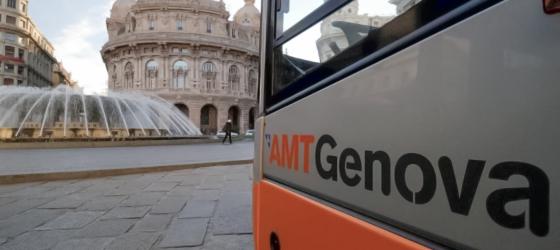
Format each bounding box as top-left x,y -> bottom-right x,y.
222,119 -> 233,144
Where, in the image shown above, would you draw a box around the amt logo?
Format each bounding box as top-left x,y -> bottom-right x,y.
266,134 -> 315,173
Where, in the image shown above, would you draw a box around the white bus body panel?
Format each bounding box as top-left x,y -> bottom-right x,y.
264,0 -> 560,249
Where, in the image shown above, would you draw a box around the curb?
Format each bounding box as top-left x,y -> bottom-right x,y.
0,159 -> 254,185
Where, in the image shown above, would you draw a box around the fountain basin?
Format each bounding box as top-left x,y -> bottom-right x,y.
0,85 -> 202,141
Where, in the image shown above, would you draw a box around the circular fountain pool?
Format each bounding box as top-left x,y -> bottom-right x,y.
0,85 -> 202,140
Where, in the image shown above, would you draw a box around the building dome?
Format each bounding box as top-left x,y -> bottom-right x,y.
110,0 -> 136,21
234,0 -> 260,30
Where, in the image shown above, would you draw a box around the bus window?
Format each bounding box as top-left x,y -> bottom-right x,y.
272,0 -> 406,96
275,0 -> 327,37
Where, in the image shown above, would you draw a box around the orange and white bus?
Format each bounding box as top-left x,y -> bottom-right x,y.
253,0 -> 559,249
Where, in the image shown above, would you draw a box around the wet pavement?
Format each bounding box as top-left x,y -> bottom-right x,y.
0,141 -> 254,175
0,164 -> 254,250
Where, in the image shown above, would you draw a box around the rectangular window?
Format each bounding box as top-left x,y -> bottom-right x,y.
5,46 -> 15,57
4,64 -> 14,73
3,78 -> 14,85
7,0 -> 15,9
18,48 -> 23,59
17,65 -> 23,75
266,0 -> 476,109
275,0 -> 326,37
177,20 -> 183,31
21,3 -> 26,13
271,0 -> 399,95
149,20 -> 155,30
6,15 -> 16,25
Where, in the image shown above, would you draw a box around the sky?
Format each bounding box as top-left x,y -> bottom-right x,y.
28,0 -> 393,94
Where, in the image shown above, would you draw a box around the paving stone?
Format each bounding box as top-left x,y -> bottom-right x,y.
0,209 -> 65,238
145,182 -> 179,192
178,200 -> 216,218
37,180 -> 76,189
224,165 -> 251,174
109,174 -> 144,180
105,232 -> 160,250
193,166 -> 227,175
152,247 -> 201,250
159,218 -> 209,248
36,211 -> 104,230
179,176 -> 202,186
78,196 -> 126,211
160,174 -> 189,182
40,184 -> 87,198
0,183 -> 40,195
132,214 -> 172,232
77,181 -> 123,194
197,176 -> 225,190
0,198 -> 53,220
52,237 -> 114,250
40,197 -> 85,209
104,182 -> 150,196
0,230 -> 75,250
203,235 -> 254,250
1,185 -> 54,198
150,196 -> 187,214
104,188 -> 139,196
225,173 -> 249,181
121,192 -> 165,207
102,206 -> 150,220
74,219 -> 137,238
0,197 -> 16,206
191,189 -> 221,201
212,192 -> 252,235
167,186 -> 194,197
171,169 -> 195,176
222,181 -> 251,193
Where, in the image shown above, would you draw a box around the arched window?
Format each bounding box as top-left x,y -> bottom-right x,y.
130,17 -> 137,32
248,69 -> 257,95
228,65 -> 240,91
206,17 -> 212,33
145,60 -> 158,89
201,62 -> 216,90
200,104 -> 218,135
112,64 -> 118,87
172,60 -> 188,89
124,62 -> 134,89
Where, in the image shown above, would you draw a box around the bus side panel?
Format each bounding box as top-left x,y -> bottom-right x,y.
254,180 -> 428,250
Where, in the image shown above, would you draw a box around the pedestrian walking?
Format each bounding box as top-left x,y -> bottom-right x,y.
222,119 -> 233,144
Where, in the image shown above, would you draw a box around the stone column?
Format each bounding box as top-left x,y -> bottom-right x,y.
136,57 -> 142,89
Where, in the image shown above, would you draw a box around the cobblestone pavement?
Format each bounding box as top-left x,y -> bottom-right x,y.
0,165 -> 254,250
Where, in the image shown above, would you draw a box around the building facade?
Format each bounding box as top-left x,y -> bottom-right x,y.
102,0 -> 260,135
317,1 -> 393,62
52,62 -> 76,88
0,0 -> 61,87
390,0 -> 422,15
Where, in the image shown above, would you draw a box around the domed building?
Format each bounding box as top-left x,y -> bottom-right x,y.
101,0 -> 260,135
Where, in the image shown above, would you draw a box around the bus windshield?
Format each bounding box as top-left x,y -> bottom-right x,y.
270,0 -> 417,103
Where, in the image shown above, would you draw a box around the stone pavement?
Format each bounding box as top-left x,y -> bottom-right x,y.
0,141 -> 254,176
0,165 -> 254,250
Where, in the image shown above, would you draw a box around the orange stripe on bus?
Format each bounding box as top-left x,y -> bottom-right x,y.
253,180 -> 429,250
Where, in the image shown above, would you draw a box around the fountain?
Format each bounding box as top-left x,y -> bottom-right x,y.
0,85 -> 202,141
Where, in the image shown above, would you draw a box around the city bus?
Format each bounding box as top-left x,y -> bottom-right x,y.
252,0 -> 559,249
